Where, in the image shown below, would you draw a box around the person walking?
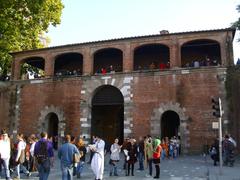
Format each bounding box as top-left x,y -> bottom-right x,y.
34,132 -> 54,180
210,138 -> 219,166
109,138 -> 122,176
126,138 -> 137,176
145,135 -> 153,177
153,137 -> 162,179
89,135 -> 105,180
75,137 -> 87,179
137,136 -> 145,171
14,133 -> 31,179
58,135 -> 80,180
0,129 -> 12,180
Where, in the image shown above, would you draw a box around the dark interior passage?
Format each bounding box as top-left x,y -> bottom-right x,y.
91,85 -> 124,147
92,105 -> 124,145
47,113 -> 59,149
161,110 -> 180,139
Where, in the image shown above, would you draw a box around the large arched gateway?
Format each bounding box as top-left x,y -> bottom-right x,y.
91,85 -> 124,145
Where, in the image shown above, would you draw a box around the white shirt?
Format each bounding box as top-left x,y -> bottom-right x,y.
30,142 -> 36,157
16,140 -> 26,160
0,138 -> 11,159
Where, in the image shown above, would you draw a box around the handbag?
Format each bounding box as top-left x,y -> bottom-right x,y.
73,153 -> 81,163
18,149 -> 25,164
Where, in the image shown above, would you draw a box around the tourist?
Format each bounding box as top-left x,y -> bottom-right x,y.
223,134 -> 235,167
122,137 -> 130,174
29,135 -> 37,172
210,138 -> 219,166
58,135 -> 80,180
109,138 -> 122,176
89,135 -> 105,180
14,133 -> 31,179
0,129 -> 11,180
87,135 -> 96,164
75,137 -> 87,179
145,135 -> 153,177
126,138 -> 137,176
34,132 -> 54,180
137,136 -> 145,171
153,137 -> 162,179
160,138 -> 166,160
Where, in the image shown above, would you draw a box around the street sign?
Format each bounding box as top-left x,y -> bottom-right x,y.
212,122 -> 219,129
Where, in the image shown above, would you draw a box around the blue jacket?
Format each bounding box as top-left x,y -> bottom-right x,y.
58,142 -> 79,167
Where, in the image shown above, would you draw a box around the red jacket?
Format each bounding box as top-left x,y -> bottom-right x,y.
153,145 -> 162,159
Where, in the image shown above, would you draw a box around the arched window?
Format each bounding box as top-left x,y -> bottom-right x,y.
20,57 -> 45,80
93,48 -> 123,74
134,44 -> 170,71
54,53 -> 83,76
181,39 -> 221,67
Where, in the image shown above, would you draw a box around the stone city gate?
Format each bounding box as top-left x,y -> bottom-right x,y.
79,75 -> 134,144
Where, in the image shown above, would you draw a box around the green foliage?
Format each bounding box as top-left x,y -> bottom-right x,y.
232,5 -> 240,30
225,65 -> 240,122
0,0 -> 64,76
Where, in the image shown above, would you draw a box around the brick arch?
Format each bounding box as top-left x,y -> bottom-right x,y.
79,75 -> 134,143
38,105 -> 66,139
133,42 -> 170,52
19,56 -> 45,64
150,102 -> 190,154
179,38 -> 221,47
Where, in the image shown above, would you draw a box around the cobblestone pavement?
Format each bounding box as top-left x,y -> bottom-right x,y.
1,153 -> 239,180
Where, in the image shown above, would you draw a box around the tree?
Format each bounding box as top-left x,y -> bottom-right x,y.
0,0 -> 64,77
232,5 -> 240,30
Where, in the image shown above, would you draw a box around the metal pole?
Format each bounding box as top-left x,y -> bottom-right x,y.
218,98 -> 223,175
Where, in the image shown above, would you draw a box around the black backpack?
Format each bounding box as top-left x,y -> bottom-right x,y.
35,141 -> 48,164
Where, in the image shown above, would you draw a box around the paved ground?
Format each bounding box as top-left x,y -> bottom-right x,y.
1,152 -> 239,180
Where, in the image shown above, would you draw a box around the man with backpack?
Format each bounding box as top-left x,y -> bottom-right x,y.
34,132 -> 54,180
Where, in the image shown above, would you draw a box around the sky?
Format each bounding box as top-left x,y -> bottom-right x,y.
46,0 -> 240,63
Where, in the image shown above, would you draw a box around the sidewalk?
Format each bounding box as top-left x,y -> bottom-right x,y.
1,153 -> 239,180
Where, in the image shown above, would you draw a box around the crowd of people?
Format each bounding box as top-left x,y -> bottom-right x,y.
209,134 -> 237,167
0,129 -> 237,180
183,56 -> 220,68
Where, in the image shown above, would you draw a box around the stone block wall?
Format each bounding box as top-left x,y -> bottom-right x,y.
0,67 -> 227,154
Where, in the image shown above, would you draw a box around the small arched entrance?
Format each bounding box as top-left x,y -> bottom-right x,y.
91,85 -> 124,146
45,112 -> 59,149
161,110 -> 180,139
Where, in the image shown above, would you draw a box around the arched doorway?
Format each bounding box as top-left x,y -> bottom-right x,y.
91,85 -> 124,147
45,112 -> 59,149
161,110 -> 180,139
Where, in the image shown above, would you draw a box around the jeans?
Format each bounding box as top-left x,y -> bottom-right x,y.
15,163 -> 29,178
61,164 -> 73,180
109,161 -> 119,176
148,158 -> 153,176
76,161 -> 84,176
1,158 -> 11,179
37,159 -> 51,180
161,149 -> 166,160
138,152 -> 144,170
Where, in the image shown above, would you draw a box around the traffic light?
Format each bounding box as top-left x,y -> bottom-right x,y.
212,97 -> 220,118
